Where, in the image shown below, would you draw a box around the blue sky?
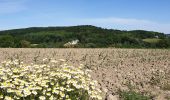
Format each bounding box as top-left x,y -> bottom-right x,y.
0,0 -> 170,33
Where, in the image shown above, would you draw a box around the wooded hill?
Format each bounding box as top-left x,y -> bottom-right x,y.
0,25 -> 170,48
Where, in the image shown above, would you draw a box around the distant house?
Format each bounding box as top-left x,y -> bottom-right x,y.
64,39 -> 79,48
155,35 -> 159,38
71,40 -> 79,45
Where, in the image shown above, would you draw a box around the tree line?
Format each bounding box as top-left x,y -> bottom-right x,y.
0,25 -> 170,48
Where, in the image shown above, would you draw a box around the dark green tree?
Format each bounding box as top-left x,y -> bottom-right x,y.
0,35 -> 14,47
20,40 -> 31,48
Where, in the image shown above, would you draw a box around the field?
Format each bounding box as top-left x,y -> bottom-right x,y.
0,48 -> 170,100
143,38 -> 162,43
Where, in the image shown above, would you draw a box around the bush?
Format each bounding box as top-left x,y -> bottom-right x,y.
85,43 -> 96,48
0,59 -> 102,100
0,35 -> 15,47
20,40 -> 31,48
120,91 -> 150,100
156,39 -> 170,48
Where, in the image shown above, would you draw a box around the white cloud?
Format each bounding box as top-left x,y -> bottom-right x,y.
70,17 -> 170,34
0,0 -> 27,14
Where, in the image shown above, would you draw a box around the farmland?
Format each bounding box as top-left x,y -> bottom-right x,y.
0,48 -> 170,99
143,38 -> 162,43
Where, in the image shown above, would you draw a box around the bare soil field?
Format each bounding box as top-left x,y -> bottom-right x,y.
0,48 -> 170,100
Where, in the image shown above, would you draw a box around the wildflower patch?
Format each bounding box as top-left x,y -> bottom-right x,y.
0,59 -> 102,100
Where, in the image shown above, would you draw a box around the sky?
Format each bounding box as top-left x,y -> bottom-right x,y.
0,0 -> 170,34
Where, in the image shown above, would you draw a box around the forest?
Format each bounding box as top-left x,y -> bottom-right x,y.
0,25 -> 170,48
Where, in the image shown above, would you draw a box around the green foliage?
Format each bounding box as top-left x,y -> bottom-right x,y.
0,25 -> 169,48
0,35 -> 15,47
85,43 -> 97,48
120,91 -> 150,100
156,39 -> 170,48
20,40 -> 31,48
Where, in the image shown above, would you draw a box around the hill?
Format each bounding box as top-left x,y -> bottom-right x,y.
0,25 -> 170,48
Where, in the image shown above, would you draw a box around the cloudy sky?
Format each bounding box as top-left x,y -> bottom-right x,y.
0,0 -> 170,33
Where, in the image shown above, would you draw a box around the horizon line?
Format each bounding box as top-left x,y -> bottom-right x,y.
0,25 -> 168,34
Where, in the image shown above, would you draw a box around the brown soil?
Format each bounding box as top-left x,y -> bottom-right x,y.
0,48 -> 170,100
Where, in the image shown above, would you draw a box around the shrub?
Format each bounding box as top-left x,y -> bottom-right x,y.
20,40 -> 31,48
120,91 -> 150,100
0,35 -> 15,47
0,59 -> 102,100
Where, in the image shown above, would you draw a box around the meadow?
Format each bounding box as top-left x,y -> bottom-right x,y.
143,38 -> 161,43
0,48 -> 170,100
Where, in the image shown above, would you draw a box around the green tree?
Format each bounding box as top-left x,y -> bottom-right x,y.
20,40 -> 31,48
156,39 -> 170,48
0,35 -> 14,47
